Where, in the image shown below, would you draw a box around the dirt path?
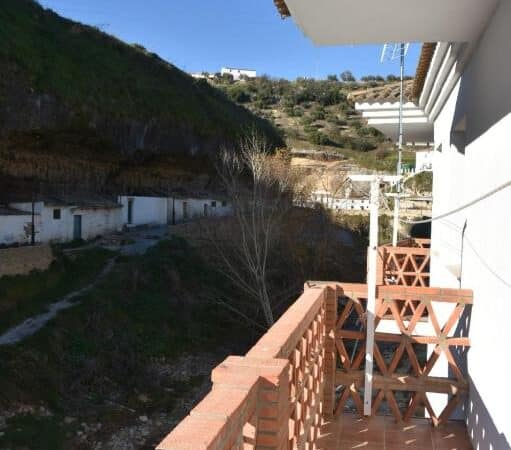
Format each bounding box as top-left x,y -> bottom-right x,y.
0,257 -> 117,346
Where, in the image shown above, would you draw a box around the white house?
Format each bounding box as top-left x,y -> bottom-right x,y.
311,181 -> 371,212
190,72 -> 215,80
220,67 -> 257,81
118,196 -> 232,227
0,206 -> 41,246
11,199 -> 123,243
277,0 -> 509,447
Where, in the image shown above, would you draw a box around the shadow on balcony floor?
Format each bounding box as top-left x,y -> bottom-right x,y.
320,413 -> 472,450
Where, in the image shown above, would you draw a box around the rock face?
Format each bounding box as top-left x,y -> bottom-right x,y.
0,0 -> 282,195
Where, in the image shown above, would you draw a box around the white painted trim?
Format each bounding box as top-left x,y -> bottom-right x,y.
418,43 -> 449,109
364,178 -> 380,416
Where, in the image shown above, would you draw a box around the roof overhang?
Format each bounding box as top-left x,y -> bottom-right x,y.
276,0 -> 498,45
355,101 -> 433,144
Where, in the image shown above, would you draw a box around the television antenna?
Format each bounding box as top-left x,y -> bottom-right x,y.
381,42 -> 409,246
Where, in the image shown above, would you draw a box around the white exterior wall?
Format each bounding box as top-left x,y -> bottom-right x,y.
40,206 -> 122,243
312,192 -> 370,211
0,214 -> 41,246
220,67 -> 257,81
430,2 -> 511,448
119,196 -> 232,226
119,197 -> 168,227
174,198 -> 232,223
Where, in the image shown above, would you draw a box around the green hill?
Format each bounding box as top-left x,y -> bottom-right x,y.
0,0 -> 282,195
212,75 -> 416,171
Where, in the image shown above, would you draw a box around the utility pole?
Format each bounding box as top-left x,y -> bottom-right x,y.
392,42 -> 406,246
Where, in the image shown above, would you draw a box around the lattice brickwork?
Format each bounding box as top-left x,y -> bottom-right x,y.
334,284 -> 472,426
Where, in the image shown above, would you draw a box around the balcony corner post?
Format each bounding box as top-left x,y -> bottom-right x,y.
254,361 -> 290,450
322,285 -> 337,420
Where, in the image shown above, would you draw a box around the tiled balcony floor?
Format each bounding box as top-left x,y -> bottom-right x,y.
319,413 -> 473,450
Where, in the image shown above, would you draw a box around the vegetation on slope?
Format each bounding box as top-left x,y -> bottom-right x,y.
213,75 -> 416,171
404,171 -> 433,193
0,0 -> 279,141
0,247 -> 114,334
0,0 -> 282,196
0,238 -> 253,449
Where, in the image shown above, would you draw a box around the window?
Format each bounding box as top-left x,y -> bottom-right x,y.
211,201 -> 217,207
221,201 -> 227,207
53,208 -> 61,220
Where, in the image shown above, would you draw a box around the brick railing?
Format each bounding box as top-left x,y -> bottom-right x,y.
156,284 -> 337,450
376,238 -> 431,286
157,279 -> 472,448
334,283 -> 472,425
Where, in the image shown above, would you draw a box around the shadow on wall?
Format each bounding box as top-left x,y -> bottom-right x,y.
466,379 -> 511,450
450,0 -> 511,151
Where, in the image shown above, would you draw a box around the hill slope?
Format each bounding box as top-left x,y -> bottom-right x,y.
213,76 -> 416,172
0,0 -> 282,196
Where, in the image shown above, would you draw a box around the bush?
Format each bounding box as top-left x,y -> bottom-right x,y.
350,138 -> 377,152
307,130 -> 330,146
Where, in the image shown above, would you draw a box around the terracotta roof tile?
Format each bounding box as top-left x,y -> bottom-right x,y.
412,42 -> 437,100
273,0 -> 290,17
348,80 -> 414,104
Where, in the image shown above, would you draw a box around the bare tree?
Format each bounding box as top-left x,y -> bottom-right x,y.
211,131 -> 300,327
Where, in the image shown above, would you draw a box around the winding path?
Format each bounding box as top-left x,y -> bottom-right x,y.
0,257 -> 117,346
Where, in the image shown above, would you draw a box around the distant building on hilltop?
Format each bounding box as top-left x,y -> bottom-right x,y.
220,67 -> 257,81
190,72 -> 215,80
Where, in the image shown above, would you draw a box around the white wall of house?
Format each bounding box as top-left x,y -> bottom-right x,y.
119,196 -> 232,226
311,192 -> 370,211
220,67 -> 257,81
429,1 -> 511,447
119,196 -> 168,227
173,198 -> 232,223
0,213 -> 41,246
39,205 -> 122,243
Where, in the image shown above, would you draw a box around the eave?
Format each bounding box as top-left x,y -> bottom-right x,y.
273,0 -> 290,18
277,0 -> 498,45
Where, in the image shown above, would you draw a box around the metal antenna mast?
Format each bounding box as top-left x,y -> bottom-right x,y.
381,42 -> 409,246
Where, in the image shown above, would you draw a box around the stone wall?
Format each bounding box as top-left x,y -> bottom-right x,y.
0,244 -> 53,278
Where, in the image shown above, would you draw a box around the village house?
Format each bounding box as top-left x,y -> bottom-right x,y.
220,67 -> 257,81
8,198 -> 123,244
118,195 -> 232,227
0,195 -> 232,247
0,206 -> 41,246
311,181 -> 371,212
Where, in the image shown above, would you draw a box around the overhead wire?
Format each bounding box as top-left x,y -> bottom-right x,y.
401,179 -> 511,225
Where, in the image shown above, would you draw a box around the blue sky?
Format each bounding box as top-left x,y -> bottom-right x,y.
39,0 -> 420,80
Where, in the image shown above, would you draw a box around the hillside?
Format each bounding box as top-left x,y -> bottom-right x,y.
213,75 -> 416,172
0,0 -> 282,197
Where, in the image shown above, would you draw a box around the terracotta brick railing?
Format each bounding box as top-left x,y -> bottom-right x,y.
157,276 -> 471,448
376,238 -> 431,287
157,284 -> 337,450
333,283 -> 472,425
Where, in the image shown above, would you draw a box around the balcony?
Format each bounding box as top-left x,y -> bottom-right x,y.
157,240 -> 473,450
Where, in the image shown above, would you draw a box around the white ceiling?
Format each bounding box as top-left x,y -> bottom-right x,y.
284,0 -> 499,45
371,121 -> 433,143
